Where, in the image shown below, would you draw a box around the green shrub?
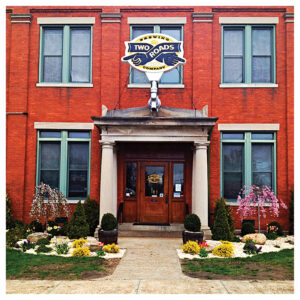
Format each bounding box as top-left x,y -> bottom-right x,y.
59,221 -> 69,236
266,232 -> 278,240
101,213 -> 117,231
213,198 -> 235,240
36,244 -> 52,254
289,191 -> 294,235
267,221 -> 283,236
55,243 -> 69,255
241,222 -> 255,236
199,248 -> 208,258
231,235 -> 241,242
243,238 -> 261,255
184,214 -> 201,232
83,196 -> 99,236
212,200 -> 231,240
67,201 -> 90,239
44,220 -> 60,236
6,194 -> 14,229
29,220 -> 43,232
13,220 -> 24,228
37,238 -> 50,246
6,227 -> 26,247
21,240 -> 36,252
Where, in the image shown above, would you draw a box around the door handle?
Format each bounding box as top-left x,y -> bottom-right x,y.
165,194 -> 169,204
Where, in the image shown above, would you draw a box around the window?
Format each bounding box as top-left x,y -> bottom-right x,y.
221,132 -> 276,201
130,25 -> 183,85
222,25 -> 275,84
37,130 -> 91,200
39,25 -> 92,83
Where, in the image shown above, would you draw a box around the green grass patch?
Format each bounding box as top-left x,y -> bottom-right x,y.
6,248 -> 114,280
181,249 -> 294,280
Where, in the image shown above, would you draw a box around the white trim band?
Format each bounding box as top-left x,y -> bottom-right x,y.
34,122 -> 94,130
127,17 -> 187,24
218,124 -> 280,131
128,83 -> 185,89
219,83 -> 278,88
219,17 -> 279,24
36,83 -> 93,88
37,17 -> 95,24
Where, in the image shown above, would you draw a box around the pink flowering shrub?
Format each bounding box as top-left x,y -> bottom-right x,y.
30,183 -> 70,232
237,185 -> 287,232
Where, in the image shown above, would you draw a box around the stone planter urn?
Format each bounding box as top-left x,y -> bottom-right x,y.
98,228 -> 118,245
98,213 -> 118,245
182,213 -> 203,244
182,230 -> 204,244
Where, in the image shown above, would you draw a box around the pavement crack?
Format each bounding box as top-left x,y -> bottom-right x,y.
135,280 -> 142,294
220,280 -> 230,294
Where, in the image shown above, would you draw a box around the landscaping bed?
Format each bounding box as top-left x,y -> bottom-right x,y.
177,236 -> 294,259
6,248 -> 120,280
181,249 -> 294,280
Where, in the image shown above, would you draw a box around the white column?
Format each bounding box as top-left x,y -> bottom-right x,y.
192,142 -> 210,228
99,141 -> 116,223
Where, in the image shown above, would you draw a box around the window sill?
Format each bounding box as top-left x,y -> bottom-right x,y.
36,83 -> 93,88
226,201 -> 272,207
127,83 -> 185,89
219,83 -> 278,88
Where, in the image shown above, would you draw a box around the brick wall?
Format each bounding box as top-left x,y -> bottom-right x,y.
6,6 -> 294,229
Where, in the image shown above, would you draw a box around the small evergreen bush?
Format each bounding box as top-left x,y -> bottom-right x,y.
289,191 -> 294,235
6,194 -> 14,229
266,232 -> 278,240
213,198 -> 234,240
36,244 -> 52,253
44,220 -> 59,236
29,220 -> 43,232
184,214 -> 201,232
212,200 -> 231,240
83,196 -> 99,236
67,201 -> 90,239
267,221 -> 283,236
101,213 -> 117,231
13,220 -> 24,228
37,238 -> 50,246
6,227 -> 26,247
241,222 -> 255,236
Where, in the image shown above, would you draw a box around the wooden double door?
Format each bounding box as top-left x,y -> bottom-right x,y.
119,143 -> 192,224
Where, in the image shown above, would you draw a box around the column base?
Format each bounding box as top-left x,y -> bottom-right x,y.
94,225 -> 101,239
202,226 -> 212,240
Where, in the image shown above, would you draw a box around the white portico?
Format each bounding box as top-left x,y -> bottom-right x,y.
93,105 -> 218,237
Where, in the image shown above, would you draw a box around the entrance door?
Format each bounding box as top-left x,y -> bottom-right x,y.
140,162 -> 169,223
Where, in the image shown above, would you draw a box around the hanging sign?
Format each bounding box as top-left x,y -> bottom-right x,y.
121,33 -> 186,73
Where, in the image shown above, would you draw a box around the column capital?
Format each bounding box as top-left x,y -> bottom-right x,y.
99,140 -> 115,149
194,141 -> 210,150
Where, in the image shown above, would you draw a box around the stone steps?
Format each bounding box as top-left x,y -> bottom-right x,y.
118,223 -> 184,238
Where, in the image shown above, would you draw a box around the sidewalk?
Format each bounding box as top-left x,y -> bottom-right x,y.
6,237 -> 294,294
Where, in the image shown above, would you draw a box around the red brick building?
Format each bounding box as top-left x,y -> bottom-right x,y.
6,6 -> 294,236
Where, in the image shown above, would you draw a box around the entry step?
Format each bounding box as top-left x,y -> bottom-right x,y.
118,223 -> 184,237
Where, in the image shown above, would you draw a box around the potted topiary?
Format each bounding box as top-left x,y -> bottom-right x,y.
98,213 -> 118,245
182,213 -> 204,244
